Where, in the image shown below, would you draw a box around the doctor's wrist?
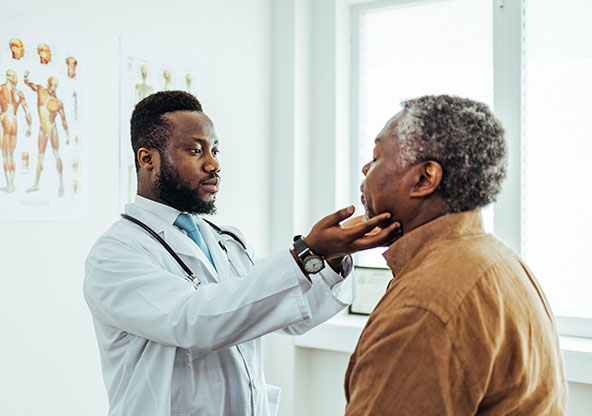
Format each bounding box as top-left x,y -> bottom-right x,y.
290,249 -> 313,283
327,255 -> 353,278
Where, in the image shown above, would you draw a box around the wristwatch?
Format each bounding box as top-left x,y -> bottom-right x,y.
292,235 -> 325,274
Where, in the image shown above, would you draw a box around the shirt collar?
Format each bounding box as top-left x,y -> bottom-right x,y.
134,194 -> 183,227
382,210 -> 485,275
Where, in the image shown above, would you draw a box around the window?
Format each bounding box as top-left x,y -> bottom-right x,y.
354,0 -> 494,267
352,0 -> 592,336
522,0 -> 592,323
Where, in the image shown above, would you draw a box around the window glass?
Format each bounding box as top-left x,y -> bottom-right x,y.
356,0 -> 493,267
523,0 -> 592,318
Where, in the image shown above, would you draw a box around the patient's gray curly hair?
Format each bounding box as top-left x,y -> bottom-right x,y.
395,95 -> 507,213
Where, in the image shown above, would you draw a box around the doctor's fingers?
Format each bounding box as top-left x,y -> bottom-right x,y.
345,221 -> 402,251
341,214 -> 395,238
315,207 -> 392,231
315,206 -> 356,228
314,221 -> 401,258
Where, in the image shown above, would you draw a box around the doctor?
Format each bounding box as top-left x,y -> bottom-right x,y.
84,90 -> 400,416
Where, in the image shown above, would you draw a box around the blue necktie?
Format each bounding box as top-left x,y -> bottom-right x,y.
174,213 -> 215,268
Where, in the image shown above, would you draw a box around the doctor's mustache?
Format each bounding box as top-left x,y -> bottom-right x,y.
200,172 -> 220,185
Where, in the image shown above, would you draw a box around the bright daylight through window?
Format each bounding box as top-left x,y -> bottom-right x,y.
355,0 -> 493,267
354,0 -> 592,332
522,0 -> 592,320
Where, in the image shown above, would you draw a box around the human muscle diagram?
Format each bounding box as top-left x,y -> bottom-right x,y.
0,35 -> 83,221
0,70 -> 32,193
24,72 -> 69,196
9,38 -> 24,60
37,44 -> 51,64
65,57 -> 77,78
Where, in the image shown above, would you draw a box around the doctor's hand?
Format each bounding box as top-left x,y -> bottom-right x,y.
303,206 -> 402,259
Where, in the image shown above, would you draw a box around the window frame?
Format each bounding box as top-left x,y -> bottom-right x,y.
348,0 -> 592,338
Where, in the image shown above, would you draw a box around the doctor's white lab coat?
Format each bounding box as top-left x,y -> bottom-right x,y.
84,197 -> 353,416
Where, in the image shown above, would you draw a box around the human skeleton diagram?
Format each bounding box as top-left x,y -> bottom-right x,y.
135,64 -> 153,102
185,73 -> 192,94
0,70 -> 32,192
163,69 -> 172,91
24,71 -> 69,197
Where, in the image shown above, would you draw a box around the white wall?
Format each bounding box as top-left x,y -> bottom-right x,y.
0,0 -> 271,414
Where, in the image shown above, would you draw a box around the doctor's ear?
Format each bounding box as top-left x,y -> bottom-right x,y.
409,160 -> 442,198
137,148 -> 160,171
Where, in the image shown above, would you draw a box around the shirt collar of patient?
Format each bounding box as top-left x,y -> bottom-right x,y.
383,210 -> 484,275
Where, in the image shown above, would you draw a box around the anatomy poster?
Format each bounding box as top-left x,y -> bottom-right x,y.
0,34 -> 83,221
119,36 -> 200,209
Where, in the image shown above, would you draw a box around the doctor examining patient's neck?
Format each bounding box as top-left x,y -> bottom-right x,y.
85,90 -> 404,415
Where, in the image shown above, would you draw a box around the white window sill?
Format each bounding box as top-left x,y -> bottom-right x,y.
293,313 -> 592,385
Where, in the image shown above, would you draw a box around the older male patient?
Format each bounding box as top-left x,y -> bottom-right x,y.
345,95 -> 568,415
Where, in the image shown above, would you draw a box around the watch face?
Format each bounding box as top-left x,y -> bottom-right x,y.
304,256 -> 325,274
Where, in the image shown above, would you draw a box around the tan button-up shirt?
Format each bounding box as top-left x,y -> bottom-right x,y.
345,211 -> 568,415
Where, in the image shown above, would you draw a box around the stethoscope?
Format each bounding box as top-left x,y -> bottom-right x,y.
201,218 -> 255,266
121,214 -> 255,289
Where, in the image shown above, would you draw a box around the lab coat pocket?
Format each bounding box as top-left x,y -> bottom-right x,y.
266,384 -> 281,416
172,348 -> 210,415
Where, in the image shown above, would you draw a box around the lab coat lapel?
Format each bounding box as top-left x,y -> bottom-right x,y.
195,216 -> 229,282
124,204 -> 219,281
162,228 -> 219,279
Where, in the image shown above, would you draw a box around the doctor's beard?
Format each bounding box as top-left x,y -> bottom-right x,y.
154,157 -> 217,215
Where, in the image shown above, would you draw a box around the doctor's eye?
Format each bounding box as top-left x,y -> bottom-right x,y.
190,144 -> 203,154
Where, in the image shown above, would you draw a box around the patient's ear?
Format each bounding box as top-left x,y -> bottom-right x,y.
409,160 -> 442,198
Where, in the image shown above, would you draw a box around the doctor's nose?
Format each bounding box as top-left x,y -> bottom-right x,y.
204,155 -> 220,174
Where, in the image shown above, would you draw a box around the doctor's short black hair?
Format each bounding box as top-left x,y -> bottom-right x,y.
130,90 -> 203,171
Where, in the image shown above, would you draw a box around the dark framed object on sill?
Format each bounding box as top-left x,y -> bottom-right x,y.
349,266 -> 393,316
